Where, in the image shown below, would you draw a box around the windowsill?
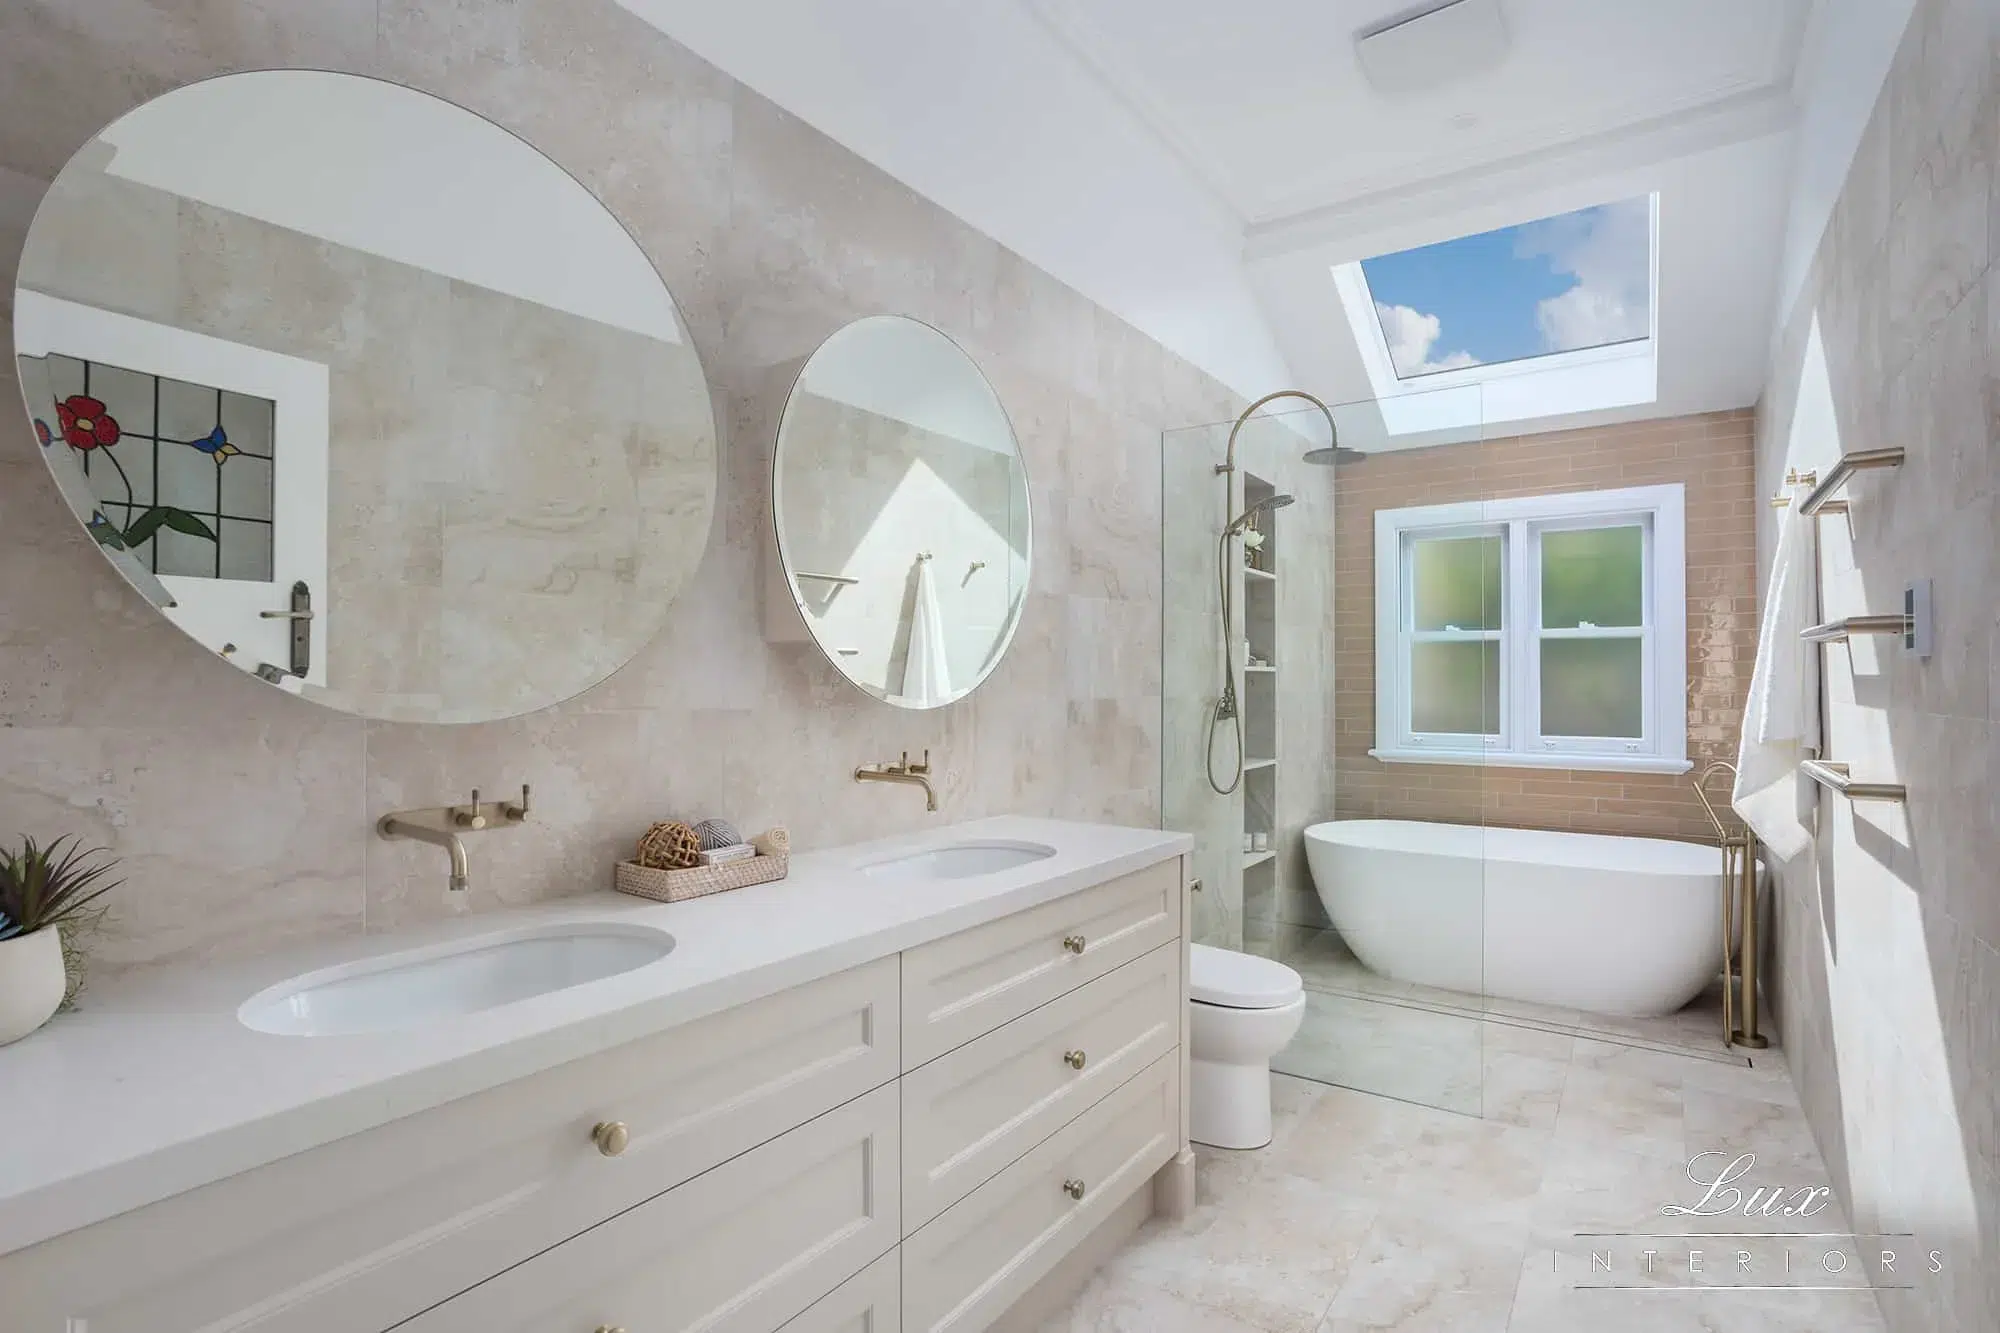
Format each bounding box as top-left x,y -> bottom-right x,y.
1368,748 -> 1693,776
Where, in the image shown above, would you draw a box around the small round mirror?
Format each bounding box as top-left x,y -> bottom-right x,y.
773,317 -> 1031,709
12,71 -> 715,723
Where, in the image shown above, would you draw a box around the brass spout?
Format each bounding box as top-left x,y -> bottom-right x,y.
378,815 -> 471,891
855,753 -> 938,812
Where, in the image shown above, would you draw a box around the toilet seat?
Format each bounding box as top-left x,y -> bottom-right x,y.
1190,944 -> 1303,1010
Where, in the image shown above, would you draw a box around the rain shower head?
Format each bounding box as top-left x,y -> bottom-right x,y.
1223,492 -> 1295,536
1302,445 -> 1369,465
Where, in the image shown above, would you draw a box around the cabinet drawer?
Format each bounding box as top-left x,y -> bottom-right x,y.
902,859 -> 1179,1067
902,944 -> 1178,1229
779,1249 -> 901,1333
1,958 -> 899,1333
903,1052 -> 1178,1333
399,1083 -> 900,1333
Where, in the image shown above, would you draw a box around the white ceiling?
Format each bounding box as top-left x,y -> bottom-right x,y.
624,0 -> 1886,439
1028,0 -> 1810,231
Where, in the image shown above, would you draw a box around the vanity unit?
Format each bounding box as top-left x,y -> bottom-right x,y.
0,819 -> 1194,1333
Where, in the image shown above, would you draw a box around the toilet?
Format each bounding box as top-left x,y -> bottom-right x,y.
1188,943 -> 1306,1150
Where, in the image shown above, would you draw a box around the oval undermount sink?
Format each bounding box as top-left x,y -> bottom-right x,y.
862,839 -> 1058,883
239,923 -> 674,1037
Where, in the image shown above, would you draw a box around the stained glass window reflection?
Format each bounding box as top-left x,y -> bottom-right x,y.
22,352 -> 275,581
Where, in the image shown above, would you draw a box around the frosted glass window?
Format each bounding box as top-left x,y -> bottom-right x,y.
1412,640 -> 1500,736
1375,484 -> 1685,773
1542,525 -> 1643,627
1412,535 -> 1502,631
1541,638 -> 1644,737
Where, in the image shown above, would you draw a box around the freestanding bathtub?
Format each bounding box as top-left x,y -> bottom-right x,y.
1303,819 -> 1739,1017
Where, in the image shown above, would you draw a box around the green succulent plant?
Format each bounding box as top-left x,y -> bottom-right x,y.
0,836 -> 121,941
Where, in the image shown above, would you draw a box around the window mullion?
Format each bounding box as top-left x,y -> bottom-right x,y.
1508,518 -> 1533,757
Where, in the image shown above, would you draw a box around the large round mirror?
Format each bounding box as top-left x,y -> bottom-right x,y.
12,71 -> 715,723
773,317 -> 1031,709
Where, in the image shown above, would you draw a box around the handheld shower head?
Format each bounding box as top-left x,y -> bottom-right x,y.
1223,492 -> 1295,536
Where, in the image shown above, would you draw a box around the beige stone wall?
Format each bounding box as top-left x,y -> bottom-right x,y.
0,0 -> 1245,973
1329,411 -> 1759,845
1756,1 -> 2000,1327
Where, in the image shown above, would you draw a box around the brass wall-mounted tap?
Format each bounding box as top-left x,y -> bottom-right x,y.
378,784 -> 532,892
854,751 -> 937,812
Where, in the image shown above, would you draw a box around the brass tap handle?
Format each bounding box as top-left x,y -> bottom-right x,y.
910,749 -> 932,775
505,783 -> 531,822
596,1326 -> 628,1333
1062,1178 -> 1086,1201
1062,935 -> 1086,955
592,1120 -> 630,1157
455,789 -> 488,830
1063,1049 -> 1087,1070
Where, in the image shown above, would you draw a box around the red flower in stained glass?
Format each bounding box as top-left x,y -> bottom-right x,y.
55,395 -> 121,450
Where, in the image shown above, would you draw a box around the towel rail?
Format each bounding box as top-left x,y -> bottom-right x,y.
1800,759 -> 1907,802
1798,447 -> 1905,516
1800,614 -> 1910,644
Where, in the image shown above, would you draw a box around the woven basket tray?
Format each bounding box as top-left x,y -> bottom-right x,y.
614,852 -> 788,904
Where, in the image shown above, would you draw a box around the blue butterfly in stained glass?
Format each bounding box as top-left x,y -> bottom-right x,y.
34,418 -> 54,449
183,425 -> 241,461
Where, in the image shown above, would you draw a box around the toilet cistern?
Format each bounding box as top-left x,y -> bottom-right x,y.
377,785 -> 532,892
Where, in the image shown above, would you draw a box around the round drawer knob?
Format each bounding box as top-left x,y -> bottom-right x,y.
1062,1178 -> 1087,1201
592,1120 -> 630,1157
1062,935 -> 1086,955
1063,1049 -> 1087,1070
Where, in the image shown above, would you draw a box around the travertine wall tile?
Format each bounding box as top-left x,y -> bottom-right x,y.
1759,3 -> 2000,1329
0,0 -> 1244,973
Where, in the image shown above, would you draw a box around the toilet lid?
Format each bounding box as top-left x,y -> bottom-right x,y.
1189,944 -> 1303,1009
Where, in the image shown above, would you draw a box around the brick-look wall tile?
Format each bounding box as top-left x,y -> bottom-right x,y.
1332,409 -> 1758,842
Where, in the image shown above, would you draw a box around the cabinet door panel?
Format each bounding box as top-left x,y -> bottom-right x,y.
399,1084 -> 900,1333
902,945 -> 1177,1229
903,1054 -> 1178,1333
901,860 -> 1178,1068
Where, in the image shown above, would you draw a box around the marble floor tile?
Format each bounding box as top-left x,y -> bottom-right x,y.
1314,1211 -> 1530,1333
1551,1067 -> 1688,1164
1046,1046 -> 1889,1333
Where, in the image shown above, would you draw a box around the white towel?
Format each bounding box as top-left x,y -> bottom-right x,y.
901,556 -> 953,706
1731,476 -> 1820,858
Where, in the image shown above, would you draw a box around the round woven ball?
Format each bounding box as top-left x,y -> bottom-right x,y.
692,818 -> 742,851
636,820 -> 703,870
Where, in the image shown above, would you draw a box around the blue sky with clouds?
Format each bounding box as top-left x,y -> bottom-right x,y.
1361,197 -> 1653,379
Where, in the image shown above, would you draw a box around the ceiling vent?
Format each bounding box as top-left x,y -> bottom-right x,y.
1355,0 -> 1510,98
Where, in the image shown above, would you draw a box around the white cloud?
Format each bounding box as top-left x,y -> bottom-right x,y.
1374,301 -> 1481,377
1516,196 -> 1651,352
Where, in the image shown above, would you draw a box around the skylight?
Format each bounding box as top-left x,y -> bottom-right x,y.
1362,197 -> 1652,379
1331,194 -> 1660,435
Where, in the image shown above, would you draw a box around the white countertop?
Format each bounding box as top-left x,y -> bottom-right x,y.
0,816 -> 1191,1255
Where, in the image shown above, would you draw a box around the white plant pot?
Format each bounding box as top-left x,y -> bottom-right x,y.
0,926 -> 66,1045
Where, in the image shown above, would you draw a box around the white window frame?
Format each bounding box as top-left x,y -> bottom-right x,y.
1371,483 -> 1688,775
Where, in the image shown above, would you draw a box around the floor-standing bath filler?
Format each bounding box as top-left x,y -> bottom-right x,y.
1204,390 -> 1358,795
